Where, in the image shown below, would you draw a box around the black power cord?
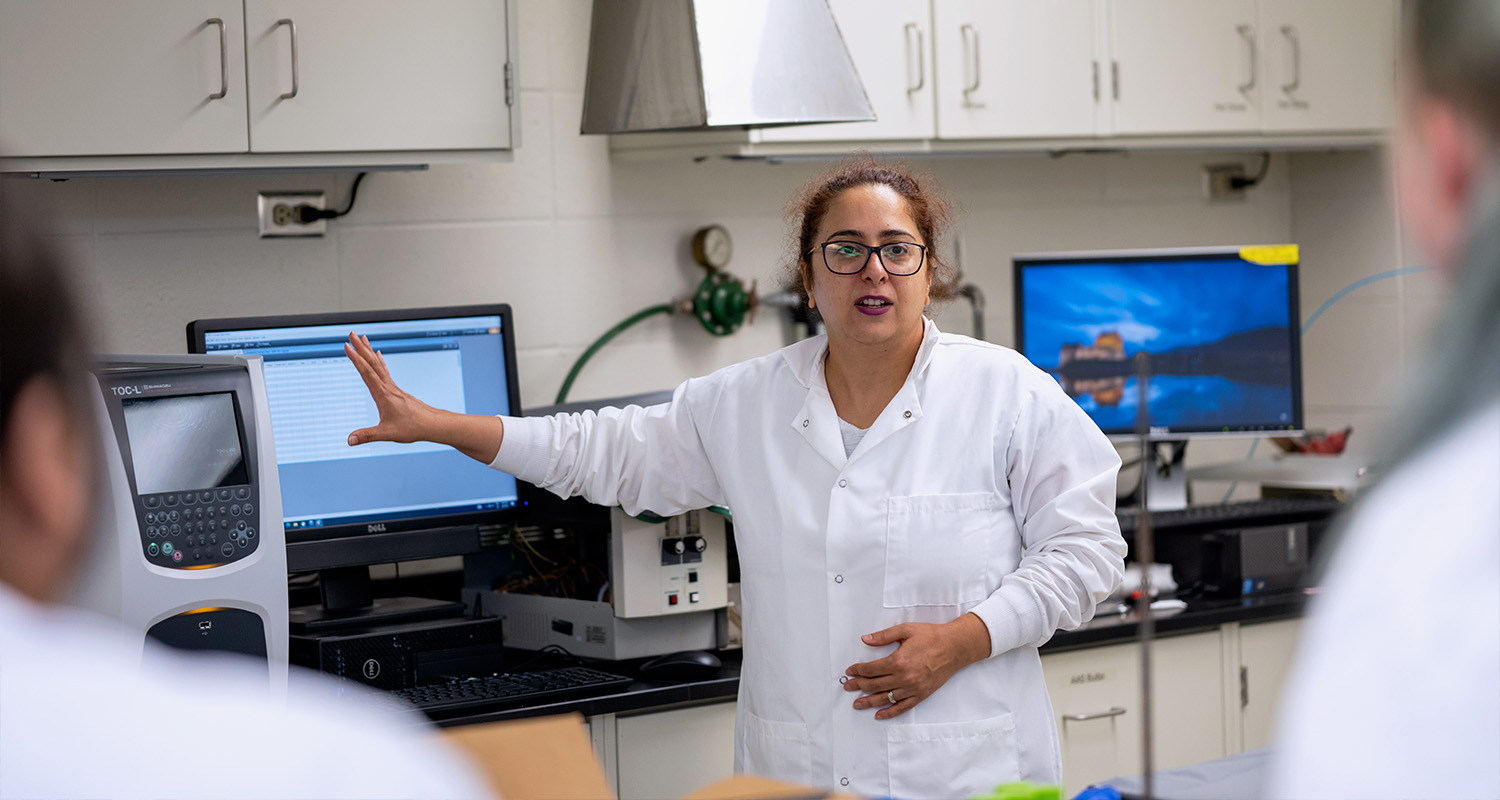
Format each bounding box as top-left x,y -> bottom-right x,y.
1229,152 -> 1272,191
295,172 -> 368,224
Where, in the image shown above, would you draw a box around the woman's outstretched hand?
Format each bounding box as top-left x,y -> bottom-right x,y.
343,331 -> 506,463
344,332 -> 437,446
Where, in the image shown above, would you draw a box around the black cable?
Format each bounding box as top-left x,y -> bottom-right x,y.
1230,152 -> 1272,190
332,171 -> 367,217
295,172 -> 368,224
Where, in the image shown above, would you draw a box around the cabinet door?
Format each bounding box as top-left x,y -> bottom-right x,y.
615,703 -> 737,800
243,0 -> 511,153
758,0 -> 934,142
1239,618 -> 1300,750
1044,641 -> 1139,797
1109,0 -> 1260,134
1260,0 -> 1396,132
1043,631 -> 1227,798
934,0 -> 1103,139
1151,631 -> 1229,770
0,0 -> 248,157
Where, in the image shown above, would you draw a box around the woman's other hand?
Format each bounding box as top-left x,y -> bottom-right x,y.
344,332 -> 438,445
842,612 -> 991,720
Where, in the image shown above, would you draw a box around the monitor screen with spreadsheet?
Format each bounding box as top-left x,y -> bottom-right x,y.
186,305 -> 523,579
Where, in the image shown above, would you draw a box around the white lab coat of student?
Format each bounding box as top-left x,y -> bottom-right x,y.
491,316 -> 1126,799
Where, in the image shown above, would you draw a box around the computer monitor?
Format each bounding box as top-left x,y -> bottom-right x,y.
187,304 -> 523,630
1013,246 -> 1303,506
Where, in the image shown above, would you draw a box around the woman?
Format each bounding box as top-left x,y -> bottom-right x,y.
345,160 -> 1125,799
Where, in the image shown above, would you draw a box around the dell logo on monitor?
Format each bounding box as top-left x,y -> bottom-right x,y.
366,523 -> 387,533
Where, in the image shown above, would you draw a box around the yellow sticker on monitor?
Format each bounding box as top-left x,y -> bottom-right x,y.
1240,244 -> 1299,265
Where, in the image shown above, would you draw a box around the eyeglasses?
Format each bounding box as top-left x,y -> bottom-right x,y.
810,240 -> 927,276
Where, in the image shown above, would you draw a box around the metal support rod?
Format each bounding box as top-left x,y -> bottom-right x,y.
1134,351 -> 1156,800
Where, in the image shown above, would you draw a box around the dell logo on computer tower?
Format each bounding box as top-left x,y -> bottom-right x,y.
367,523 -> 387,533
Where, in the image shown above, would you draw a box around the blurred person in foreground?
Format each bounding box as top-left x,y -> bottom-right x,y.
0,179 -> 492,800
1270,1 -> 1500,797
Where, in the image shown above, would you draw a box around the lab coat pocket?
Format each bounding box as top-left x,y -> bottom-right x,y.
741,710 -> 814,786
885,492 -> 1000,607
886,713 -> 1020,800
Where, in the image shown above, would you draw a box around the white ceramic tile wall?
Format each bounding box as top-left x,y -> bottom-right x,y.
8,0 -> 1424,500
1288,149 -> 1428,460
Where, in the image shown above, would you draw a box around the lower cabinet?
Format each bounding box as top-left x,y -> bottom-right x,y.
1040,618 -> 1302,798
587,618 -> 1300,800
1235,618 -> 1301,751
592,702 -> 738,800
1042,629 -> 1227,797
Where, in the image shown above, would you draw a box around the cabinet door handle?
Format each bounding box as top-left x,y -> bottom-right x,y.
1092,60 -> 1099,103
961,23 -> 983,108
1112,60 -> 1120,101
276,18 -> 299,100
1237,24 -> 1257,95
206,18 -> 228,100
1063,707 -> 1127,722
1280,25 -> 1301,94
904,22 -> 925,95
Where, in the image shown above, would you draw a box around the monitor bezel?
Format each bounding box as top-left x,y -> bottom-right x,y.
1012,246 -> 1305,439
186,303 -> 525,571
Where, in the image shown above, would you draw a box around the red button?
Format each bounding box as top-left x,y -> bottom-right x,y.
668,594 -> 679,605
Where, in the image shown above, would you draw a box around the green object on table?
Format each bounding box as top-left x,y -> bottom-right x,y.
975,781 -> 1062,800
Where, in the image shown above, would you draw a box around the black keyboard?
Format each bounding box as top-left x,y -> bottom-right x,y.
1116,496 -> 1345,534
389,666 -> 634,714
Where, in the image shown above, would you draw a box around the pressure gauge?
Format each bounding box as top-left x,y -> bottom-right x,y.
691,224 -> 733,270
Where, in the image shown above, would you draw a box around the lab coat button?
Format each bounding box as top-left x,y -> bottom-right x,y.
834,574 -> 844,584
802,419 -> 809,427
837,479 -> 847,488
839,675 -> 849,685
903,410 -> 912,418
840,778 -> 849,787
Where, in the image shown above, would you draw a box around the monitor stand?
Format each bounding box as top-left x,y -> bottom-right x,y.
1142,441 -> 1190,512
289,566 -> 464,634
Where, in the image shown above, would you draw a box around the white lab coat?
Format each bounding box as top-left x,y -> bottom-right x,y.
493,318 -> 1125,799
1269,401 -> 1500,799
0,582 -> 491,800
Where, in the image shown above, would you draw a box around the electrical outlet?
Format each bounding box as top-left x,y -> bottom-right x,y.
1203,165 -> 1248,201
258,191 -> 327,237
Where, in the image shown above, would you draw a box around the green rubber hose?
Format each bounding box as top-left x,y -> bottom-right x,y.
556,303 -> 674,404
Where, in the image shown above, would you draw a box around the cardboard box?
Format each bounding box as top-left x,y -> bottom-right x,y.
442,713 -> 833,800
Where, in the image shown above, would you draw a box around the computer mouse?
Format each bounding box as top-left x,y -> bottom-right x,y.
638,650 -> 722,681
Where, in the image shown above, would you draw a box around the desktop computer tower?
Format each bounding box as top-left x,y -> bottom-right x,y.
69,354 -> 290,695
1201,522 -> 1309,596
290,615 -> 505,691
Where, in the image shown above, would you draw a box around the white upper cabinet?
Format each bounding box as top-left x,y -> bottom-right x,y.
1109,0 -> 1262,135
0,0 -> 249,157
0,0 -> 514,172
244,0 -> 512,153
934,0 -> 1104,139
1259,0 -> 1396,132
756,0 -> 935,143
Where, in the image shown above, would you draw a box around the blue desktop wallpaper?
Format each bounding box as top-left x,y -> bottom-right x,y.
1019,257 -> 1297,434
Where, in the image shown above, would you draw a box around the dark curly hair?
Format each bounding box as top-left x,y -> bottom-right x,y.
781,156 -> 958,311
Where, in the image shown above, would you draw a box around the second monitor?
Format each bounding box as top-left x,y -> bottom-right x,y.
1014,246 -> 1304,508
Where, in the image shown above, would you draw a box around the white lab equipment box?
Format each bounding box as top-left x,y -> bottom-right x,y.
467,508 -> 730,660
